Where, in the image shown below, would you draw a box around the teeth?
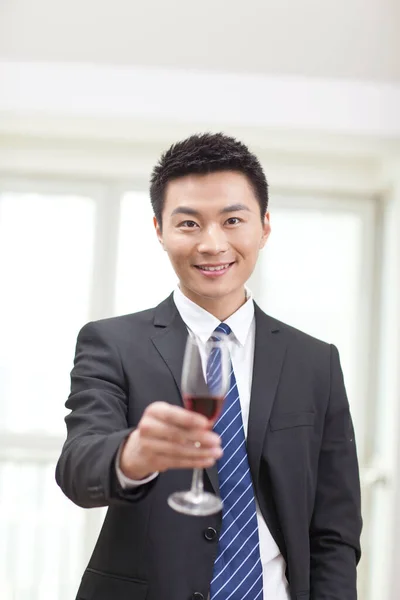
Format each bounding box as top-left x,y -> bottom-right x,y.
199,264 -> 230,272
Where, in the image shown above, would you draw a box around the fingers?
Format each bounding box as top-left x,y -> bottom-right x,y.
120,402 -> 223,479
153,455 -> 217,471
146,401 -> 210,430
138,415 -> 220,448
139,437 -> 223,461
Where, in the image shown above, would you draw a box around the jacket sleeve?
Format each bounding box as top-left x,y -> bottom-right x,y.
55,321 -> 156,508
310,344 -> 362,599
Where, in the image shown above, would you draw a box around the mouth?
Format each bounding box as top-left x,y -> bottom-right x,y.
193,262 -> 235,277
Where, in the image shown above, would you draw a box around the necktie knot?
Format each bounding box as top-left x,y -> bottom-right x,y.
212,323 -> 231,339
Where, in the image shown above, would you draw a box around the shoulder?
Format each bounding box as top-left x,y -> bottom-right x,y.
274,317 -> 329,351
77,295 -> 175,346
256,304 -> 328,346
255,305 -> 334,370
85,307 -> 156,334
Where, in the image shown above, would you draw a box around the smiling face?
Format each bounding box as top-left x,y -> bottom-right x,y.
155,170 -> 270,319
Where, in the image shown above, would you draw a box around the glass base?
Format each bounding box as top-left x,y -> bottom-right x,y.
168,490 -> 223,516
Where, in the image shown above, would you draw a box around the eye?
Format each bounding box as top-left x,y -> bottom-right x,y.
225,217 -> 242,226
179,220 -> 199,228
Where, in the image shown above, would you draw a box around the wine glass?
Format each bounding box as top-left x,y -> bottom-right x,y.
168,332 -> 231,516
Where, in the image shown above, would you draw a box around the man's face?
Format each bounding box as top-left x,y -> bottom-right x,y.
155,171 -> 270,313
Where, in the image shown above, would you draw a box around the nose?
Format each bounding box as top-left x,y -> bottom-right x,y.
197,224 -> 229,255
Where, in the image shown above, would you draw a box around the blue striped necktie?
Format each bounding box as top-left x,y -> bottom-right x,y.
207,323 -> 263,600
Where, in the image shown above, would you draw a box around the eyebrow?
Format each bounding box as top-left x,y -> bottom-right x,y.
170,203 -> 251,217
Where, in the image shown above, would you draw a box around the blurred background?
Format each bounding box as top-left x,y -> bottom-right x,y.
0,0 -> 400,598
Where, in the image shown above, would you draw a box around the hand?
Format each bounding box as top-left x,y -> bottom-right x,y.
119,401 -> 223,480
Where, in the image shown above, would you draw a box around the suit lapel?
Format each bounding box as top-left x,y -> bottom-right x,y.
150,294 -> 220,494
151,303 -> 188,405
247,304 -> 287,493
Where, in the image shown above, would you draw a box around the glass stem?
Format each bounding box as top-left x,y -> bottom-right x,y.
191,468 -> 204,496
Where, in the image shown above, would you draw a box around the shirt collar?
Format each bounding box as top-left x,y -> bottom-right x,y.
173,286 -> 254,347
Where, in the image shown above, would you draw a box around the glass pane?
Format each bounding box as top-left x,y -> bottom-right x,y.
0,461 -> 85,600
258,206 -> 363,433
0,193 -> 95,434
115,191 -> 177,315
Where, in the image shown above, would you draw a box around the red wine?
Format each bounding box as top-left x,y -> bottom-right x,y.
184,394 -> 224,422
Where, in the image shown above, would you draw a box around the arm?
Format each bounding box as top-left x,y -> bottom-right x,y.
310,344 -> 362,600
55,321 -> 151,507
56,321 -> 221,507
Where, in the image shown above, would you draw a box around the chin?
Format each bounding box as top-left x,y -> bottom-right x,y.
193,283 -> 243,301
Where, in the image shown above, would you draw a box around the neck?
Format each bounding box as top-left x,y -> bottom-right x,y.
179,285 -> 247,321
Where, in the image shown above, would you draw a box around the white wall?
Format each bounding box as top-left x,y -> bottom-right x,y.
0,0 -> 399,82
1,62 -> 400,143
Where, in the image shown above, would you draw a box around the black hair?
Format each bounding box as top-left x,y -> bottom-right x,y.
150,132 -> 268,227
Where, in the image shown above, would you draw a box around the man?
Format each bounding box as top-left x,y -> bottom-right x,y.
56,133 -> 362,600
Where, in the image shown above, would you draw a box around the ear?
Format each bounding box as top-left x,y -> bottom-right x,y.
154,216 -> 165,249
259,212 -> 271,249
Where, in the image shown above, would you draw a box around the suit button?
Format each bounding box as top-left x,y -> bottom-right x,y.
204,527 -> 217,541
191,594 -> 204,600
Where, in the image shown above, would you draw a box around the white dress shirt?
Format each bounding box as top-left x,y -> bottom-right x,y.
117,287 -> 290,599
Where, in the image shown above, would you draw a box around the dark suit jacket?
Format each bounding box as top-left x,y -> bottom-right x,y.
56,294 -> 362,600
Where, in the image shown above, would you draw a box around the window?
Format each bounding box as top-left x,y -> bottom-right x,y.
0,187 -> 97,599
0,192 -> 95,434
256,198 -> 374,458
115,192 -> 177,315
